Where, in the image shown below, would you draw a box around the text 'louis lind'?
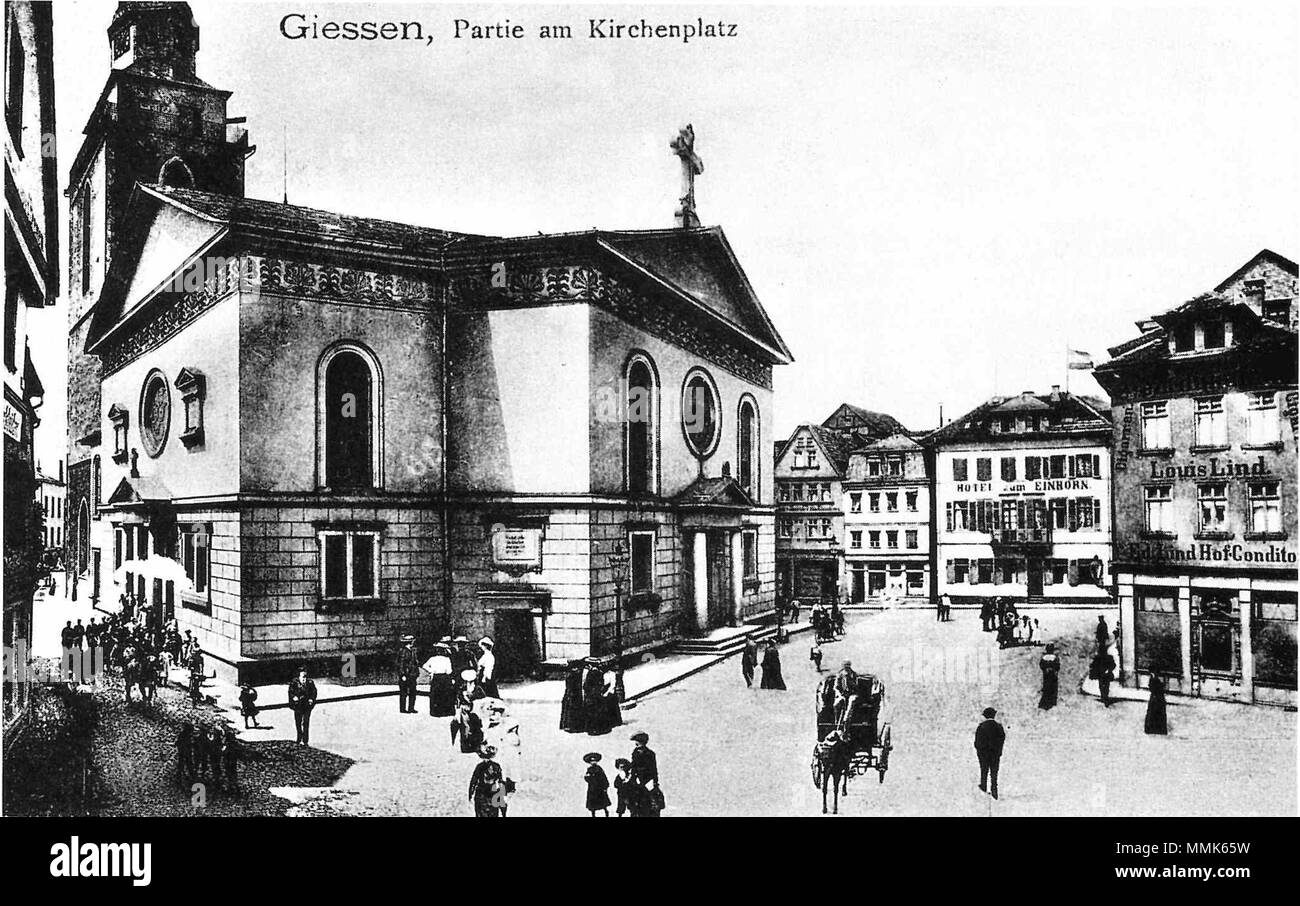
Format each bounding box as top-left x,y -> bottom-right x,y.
279,14 -> 739,45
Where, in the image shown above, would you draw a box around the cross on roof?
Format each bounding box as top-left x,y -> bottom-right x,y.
670,124 -> 704,229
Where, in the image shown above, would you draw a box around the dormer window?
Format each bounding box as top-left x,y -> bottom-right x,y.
1172,322 -> 1196,353
175,368 -> 206,448
1202,319 -> 1226,349
108,404 -> 130,463
1262,299 -> 1291,325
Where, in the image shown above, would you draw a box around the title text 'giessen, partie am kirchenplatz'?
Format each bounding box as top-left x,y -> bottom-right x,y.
279,13 -> 740,45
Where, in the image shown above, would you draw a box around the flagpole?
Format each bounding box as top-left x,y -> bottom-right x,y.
1065,340 -> 1071,395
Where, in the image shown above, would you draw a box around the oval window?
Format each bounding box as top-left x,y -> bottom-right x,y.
681,370 -> 720,458
140,370 -> 171,458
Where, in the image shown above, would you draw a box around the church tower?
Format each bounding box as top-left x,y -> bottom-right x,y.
65,1 -> 251,584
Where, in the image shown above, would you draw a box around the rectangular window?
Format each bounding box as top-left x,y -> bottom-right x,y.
630,531 -> 656,594
1195,397 -> 1226,447
869,493 -> 880,513
1070,453 -> 1097,478
792,484 -> 803,502
1198,483 -> 1228,533
778,484 -> 790,502
1000,457 -> 1016,482
906,490 -> 918,512
907,570 -> 924,593
1141,401 -> 1171,449
849,493 -> 861,514
114,529 -> 123,569
778,519 -> 793,539
1250,482 -> 1282,534
319,530 -> 381,600
952,458 -> 968,482
1247,392 -> 1279,445
819,518 -> 833,539
850,530 -> 862,550
1202,319 -> 1226,349
820,482 -> 832,501
976,458 -> 992,482
137,526 -> 148,560
1251,591 -> 1297,687
742,531 -> 758,580
868,458 -> 880,477
1047,455 -> 1066,479
887,457 -> 902,477
1025,456 -> 1041,480
886,492 -> 898,512
976,559 -> 994,584
180,528 -> 211,596
1145,486 -> 1173,533
905,530 -> 918,549
952,559 -> 969,584
886,530 -> 898,549
869,531 -> 881,549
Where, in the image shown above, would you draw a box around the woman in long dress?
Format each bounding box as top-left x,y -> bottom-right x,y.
559,659 -> 587,732
584,662 -> 611,735
760,641 -> 786,690
1038,643 -> 1060,710
1144,673 -> 1168,735
425,642 -> 457,717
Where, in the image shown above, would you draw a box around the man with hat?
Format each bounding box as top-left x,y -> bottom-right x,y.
187,642 -> 206,705
973,707 -> 1006,799
396,633 -> 420,714
288,665 -> 318,746
477,637 -> 498,698
628,731 -> 661,817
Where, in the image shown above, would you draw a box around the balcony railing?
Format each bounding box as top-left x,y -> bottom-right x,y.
990,526 -> 1053,547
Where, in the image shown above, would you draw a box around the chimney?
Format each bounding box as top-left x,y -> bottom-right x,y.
1050,385 -> 1061,402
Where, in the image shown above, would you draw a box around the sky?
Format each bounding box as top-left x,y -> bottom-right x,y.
27,1 -> 1300,473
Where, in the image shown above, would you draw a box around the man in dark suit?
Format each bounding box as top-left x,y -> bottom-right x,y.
740,638 -> 758,687
629,731 -> 660,817
974,707 -> 1006,799
396,634 -> 420,713
288,665 -> 318,745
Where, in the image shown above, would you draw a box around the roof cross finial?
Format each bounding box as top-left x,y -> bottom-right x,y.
670,124 -> 703,229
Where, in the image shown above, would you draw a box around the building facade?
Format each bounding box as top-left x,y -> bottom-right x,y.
843,434 -> 931,603
1095,250 -> 1297,707
774,425 -> 852,603
929,388 -> 1113,607
4,0 -> 57,733
69,4 -> 791,683
36,462 -> 65,554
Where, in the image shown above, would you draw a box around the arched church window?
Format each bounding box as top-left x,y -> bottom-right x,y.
738,396 -> 759,497
318,344 -> 383,490
681,368 -> 720,459
625,354 -> 658,494
159,156 -> 195,189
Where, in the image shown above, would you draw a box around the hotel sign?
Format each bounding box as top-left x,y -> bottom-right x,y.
954,478 -> 1096,496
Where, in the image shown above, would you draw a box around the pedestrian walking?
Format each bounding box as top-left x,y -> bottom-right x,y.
425,638 -> 457,717
809,642 -> 823,673
740,637 -> 758,687
1095,615 -> 1110,654
559,658 -> 587,732
628,731 -> 662,817
396,633 -> 420,713
759,639 -> 786,690
788,598 -> 801,624
940,593 -> 952,622
239,683 -> 260,728
187,643 -> 206,704
612,758 -> 633,817
1038,644 -> 1060,710
1091,649 -> 1116,707
288,665 -> 318,745
477,637 -> 498,699
974,707 -> 1006,799
832,598 -> 845,635
468,745 -> 505,817
1144,673 -> 1168,735
583,752 -> 611,817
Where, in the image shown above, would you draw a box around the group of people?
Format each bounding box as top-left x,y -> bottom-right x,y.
559,658 -> 622,735
411,634 -> 498,717
176,721 -> 240,791
741,637 -> 785,689
579,731 -> 663,817
809,599 -> 845,642
979,599 -> 1043,650
460,696 -> 523,816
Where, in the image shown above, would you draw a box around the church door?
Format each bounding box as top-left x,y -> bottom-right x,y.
706,532 -> 731,629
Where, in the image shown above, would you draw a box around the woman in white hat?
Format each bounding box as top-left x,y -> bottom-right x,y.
477,637 -> 498,698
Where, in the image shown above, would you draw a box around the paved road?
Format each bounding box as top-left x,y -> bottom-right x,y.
235,607 -> 1295,817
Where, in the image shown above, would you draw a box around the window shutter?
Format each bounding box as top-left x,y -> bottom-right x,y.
945,503 -> 953,532
1068,455 -> 1076,478
1093,454 -> 1101,477
946,560 -> 956,584
967,564 -> 977,585
1067,559 -> 1079,586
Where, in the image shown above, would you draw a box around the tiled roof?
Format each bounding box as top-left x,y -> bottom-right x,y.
824,403 -> 908,437
925,391 -> 1112,446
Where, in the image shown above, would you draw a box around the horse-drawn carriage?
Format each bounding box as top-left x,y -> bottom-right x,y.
811,673 -> 893,813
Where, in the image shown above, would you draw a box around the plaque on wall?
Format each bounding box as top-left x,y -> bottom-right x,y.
490,523 -> 542,574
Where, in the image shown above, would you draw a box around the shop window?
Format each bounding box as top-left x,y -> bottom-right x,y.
1135,587 -> 1181,675
1252,592 -> 1297,688
950,558 -> 969,584
906,571 -> 924,593
976,559 -> 994,584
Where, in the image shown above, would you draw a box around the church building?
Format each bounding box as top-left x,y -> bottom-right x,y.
67,3 -> 791,682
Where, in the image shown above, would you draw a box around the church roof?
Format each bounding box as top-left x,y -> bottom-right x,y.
146,184 -> 478,255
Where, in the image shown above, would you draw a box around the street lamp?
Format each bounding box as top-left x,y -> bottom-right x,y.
610,538 -> 629,701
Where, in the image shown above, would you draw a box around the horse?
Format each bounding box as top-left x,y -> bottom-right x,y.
812,731 -> 853,814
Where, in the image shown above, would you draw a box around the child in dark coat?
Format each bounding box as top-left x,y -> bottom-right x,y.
612,758 -> 633,817
583,752 -> 611,817
239,684 -> 260,728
